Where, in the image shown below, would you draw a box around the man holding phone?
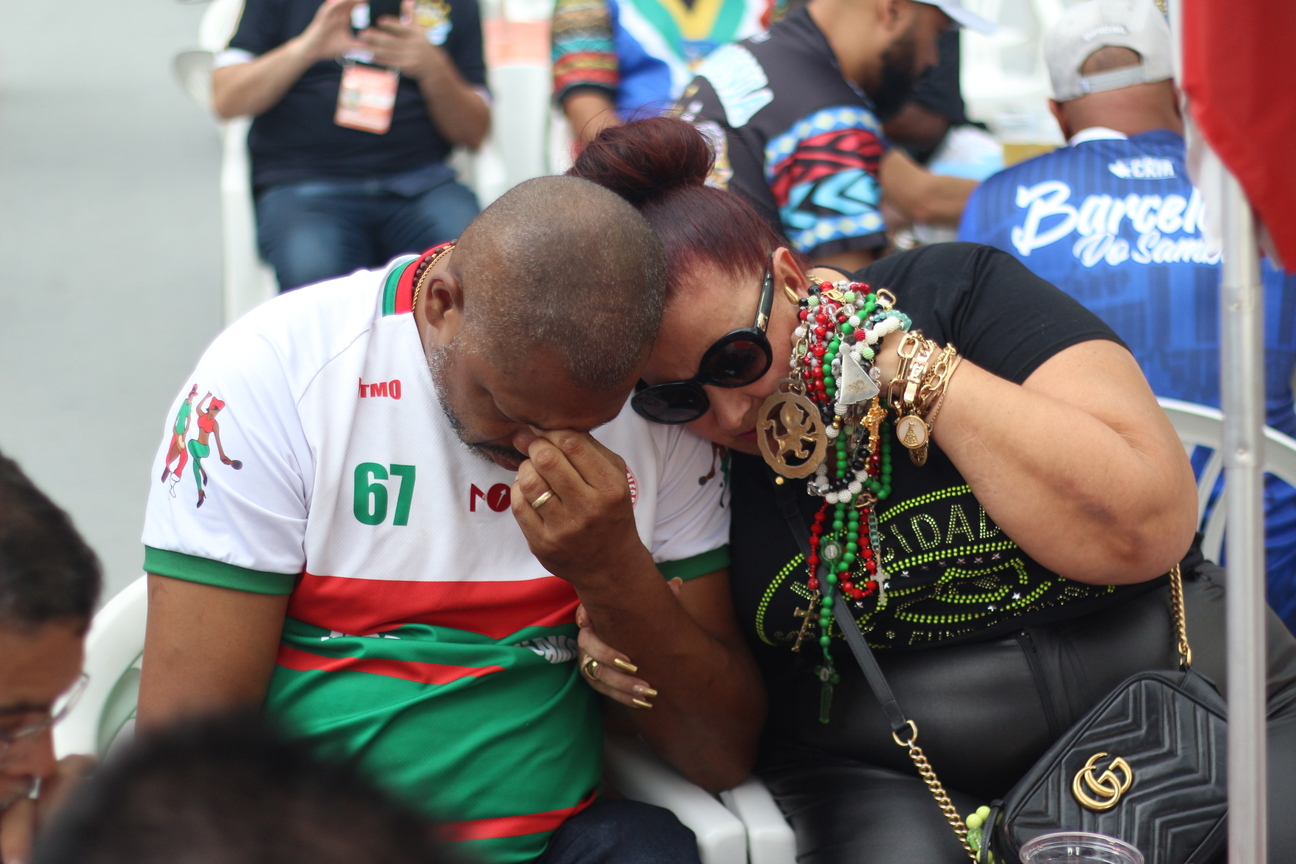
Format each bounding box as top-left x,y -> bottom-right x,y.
212,0 -> 491,291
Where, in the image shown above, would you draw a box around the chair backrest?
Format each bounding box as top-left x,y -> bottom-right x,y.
53,576 -> 147,759
1157,398 -> 1296,562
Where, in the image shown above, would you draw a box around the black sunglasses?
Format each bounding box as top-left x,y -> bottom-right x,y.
631,266 -> 776,424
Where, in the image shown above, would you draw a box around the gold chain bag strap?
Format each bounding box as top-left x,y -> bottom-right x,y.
773,461 -> 1223,864
845,558 -> 1220,864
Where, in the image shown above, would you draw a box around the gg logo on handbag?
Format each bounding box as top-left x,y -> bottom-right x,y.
1072,752 -> 1134,811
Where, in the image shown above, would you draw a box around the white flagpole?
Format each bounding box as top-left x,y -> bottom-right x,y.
1212,149 -> 1269,864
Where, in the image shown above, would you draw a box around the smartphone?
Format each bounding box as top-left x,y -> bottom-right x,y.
368,0 -> 402,24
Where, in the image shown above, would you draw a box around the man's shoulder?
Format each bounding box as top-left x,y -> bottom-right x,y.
690,9 -> 857,131
204,265 -> 393,394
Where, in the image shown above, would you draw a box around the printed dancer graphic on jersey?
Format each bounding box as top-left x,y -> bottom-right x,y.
161,385 -> 201,492
187,393 -> 243,508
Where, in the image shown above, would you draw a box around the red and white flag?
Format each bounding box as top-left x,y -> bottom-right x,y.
1181,0 -> 1296,272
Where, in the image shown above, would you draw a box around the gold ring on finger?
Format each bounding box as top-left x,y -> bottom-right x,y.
532,490 -> 555,510
580,655 -> 600,683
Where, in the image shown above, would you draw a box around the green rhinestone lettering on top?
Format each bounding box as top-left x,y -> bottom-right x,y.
756,555 -> 806,646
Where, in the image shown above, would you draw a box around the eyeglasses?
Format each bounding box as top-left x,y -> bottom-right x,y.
632,266 -> 777,425
0,672 -> 89,769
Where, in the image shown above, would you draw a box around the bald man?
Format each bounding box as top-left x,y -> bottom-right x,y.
958,0 -> 1296,632
138,176 -> 762,864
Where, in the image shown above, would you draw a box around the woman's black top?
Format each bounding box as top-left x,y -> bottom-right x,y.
730,243 -> 1159,678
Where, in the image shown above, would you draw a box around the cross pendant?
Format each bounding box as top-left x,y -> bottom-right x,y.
792,597 -> 821,652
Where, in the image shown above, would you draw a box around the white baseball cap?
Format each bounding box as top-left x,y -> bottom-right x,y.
1044,0 -> 1173,101
913,0 -> 997,34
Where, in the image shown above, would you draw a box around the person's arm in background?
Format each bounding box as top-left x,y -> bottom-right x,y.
883,103 -> 951,157
359,0 -> 491,149
552,0 -> 622,144
878,147 -> 977,224
565,91 -> 621,143
212,0 -> 365,119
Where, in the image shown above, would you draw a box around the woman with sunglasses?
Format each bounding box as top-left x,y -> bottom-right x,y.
566,117 -> 1296,864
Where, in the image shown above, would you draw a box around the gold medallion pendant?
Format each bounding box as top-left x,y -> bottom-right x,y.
758,379 -> 828,478
895,414 -> 929,466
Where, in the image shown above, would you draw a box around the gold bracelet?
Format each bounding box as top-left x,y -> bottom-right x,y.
922,355 -> 962,434
890,331 -> 924,412
915,345 -> 959,415
892,334 -> 937,466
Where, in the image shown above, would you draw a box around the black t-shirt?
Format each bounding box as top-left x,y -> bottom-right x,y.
730,243 -> 1150,684
675,6 -> 891,259
228,0 -> 487,189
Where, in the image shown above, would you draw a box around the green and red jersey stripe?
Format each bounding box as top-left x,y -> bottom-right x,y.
285,571 -> 580,639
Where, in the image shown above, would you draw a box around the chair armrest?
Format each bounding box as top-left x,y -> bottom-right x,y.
720,778 -> 796,864
604,735 -> 748,864
54,576 -> 149,759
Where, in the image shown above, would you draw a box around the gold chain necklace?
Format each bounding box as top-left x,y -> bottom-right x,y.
411,244 -> 455,314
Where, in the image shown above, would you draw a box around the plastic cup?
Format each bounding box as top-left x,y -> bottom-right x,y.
1019,832 -> 1144,864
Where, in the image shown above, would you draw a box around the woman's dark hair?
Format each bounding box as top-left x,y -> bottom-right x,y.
568,116 -> 790,294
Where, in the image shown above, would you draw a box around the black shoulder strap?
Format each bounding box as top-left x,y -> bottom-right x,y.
772,471 -> 912,735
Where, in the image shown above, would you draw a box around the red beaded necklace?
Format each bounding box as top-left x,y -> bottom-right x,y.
770,278 -> 910,721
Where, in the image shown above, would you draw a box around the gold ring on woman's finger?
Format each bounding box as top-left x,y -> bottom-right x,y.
580,655 -> 600,683
532,490 -> 555,510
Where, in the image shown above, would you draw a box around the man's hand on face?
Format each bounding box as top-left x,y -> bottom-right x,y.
299,0 -> 366,63
359,0 -> 452,83
511,431 -> 652,590
0,754 -> 95,864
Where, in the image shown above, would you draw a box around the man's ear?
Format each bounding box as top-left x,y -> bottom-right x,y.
421,272 -> 465,347
877,0 -> 911,35
1048,99 -> 1072,142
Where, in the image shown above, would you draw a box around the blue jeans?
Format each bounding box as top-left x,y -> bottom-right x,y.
255,171 -> 479,292
536,800 -> 701,864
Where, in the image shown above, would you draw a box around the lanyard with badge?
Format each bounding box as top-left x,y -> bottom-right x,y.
335,0 -> 453,135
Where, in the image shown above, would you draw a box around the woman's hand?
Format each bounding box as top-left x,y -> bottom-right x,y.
574,580 -> 683,709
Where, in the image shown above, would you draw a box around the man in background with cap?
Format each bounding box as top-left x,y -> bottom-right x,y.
675,0 -> 995,270
958,0 -> 1296,632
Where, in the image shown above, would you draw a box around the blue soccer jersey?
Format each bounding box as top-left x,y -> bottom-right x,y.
960,128 -> 1296,630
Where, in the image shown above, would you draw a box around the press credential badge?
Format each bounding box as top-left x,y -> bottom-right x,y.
336,63 -> 400,134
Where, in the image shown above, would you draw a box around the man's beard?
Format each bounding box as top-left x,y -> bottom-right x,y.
426,342 -> 529,466
869,27 -> 922,119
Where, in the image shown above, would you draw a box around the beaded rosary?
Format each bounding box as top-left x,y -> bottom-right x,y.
757,277 -> 911,721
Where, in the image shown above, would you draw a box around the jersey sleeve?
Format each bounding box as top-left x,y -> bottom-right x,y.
142,326 -> 313,595
764,105 -> 890,258
551,0 -> 618,105
225,0 -> 288,58
648,428 -> 731,582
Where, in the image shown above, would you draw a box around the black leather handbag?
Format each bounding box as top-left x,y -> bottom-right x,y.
775,482 -> 1229,864
985,655 -> 1228,864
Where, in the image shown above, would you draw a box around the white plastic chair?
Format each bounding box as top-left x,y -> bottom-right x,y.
1158,397 -> 1296,562
56,574 -> 796,864
53,576 -> 146,760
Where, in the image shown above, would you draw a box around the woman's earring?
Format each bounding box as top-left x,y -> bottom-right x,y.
757,379 -> 827,478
